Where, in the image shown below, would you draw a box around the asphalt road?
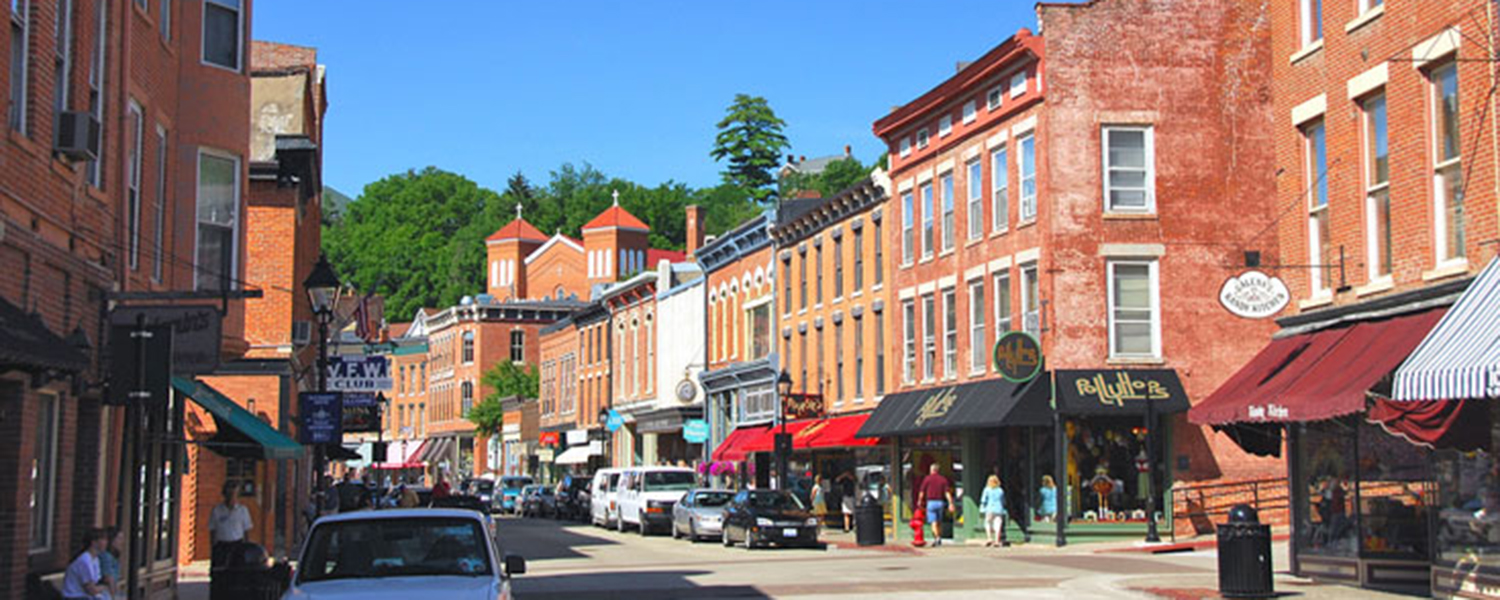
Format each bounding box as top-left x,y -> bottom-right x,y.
497,515 -> 1213,599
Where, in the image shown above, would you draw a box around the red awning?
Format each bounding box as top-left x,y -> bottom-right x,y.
742,421 -> 816,453
712,425 -> 769,462
1367,397 -> 1490,451
1189,308 -> 1446,425
373,439 -> 427,470
741,414 -> 882,453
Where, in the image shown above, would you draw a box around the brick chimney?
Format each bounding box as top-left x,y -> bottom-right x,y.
685,205 -> 706,259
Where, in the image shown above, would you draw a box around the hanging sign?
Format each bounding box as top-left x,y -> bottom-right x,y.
605,409 -> 625,432
1219,271 -> 1290,319
327,356 -> 392,392
993,331 -> 1043,383
539,431 -> 561,445
299,392 -> 343,445
341,392 -> 382,433
683,419 -> 710,444
111,306 -> 220,375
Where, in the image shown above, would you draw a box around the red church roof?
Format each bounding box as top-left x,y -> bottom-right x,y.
648,248 -> 686,265
487,218 -> 547,242
583,205 -> 650,231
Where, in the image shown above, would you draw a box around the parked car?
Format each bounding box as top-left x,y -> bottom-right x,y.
671,489 -> 734,542
282,508 -> 525,600
431,494 -> 488,514
589,469 -> 622,528
382,486 -> 432,508
468,478 -> 497,510
521,485 -> 556,518
497,476 -> 534,514
616,467 -> 696,535
554,476 -> 592,521
720,489 -> 820,549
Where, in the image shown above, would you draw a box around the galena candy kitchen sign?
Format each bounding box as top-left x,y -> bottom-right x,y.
1219,270 -> 1290,319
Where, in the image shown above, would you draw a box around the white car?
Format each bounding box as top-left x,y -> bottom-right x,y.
282,508 -> 525,600
615,467 -> 697,535
589,469 -> 622,528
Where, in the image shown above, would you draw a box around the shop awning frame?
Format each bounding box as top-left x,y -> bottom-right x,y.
554,441 -> 602,465
1394,256 -> 1500,401
712,425 -> 770,462
172,377 -> 304,460
856,376 -> 1052,439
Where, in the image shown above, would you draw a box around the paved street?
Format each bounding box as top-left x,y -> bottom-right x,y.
495,516 -> 1397,600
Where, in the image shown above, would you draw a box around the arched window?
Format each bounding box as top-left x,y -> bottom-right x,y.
462,331 -> 475,364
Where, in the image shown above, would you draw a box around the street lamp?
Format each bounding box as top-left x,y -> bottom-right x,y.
305,254 -> 340,504
598,406 -> 613,469
775,370 -> 794,491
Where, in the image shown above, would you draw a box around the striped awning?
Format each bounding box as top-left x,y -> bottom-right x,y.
1394,257 -> 1500,401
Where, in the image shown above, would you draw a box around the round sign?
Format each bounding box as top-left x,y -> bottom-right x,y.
683,419 -> 710,444
993,331 -> 1043,383
1218,270 -> 1290,319
675,378 -> 697,403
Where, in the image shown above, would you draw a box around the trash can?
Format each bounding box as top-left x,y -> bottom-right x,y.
211,542 -> 289,600
855,493 -> 885,546
1217,504 -> 1273,598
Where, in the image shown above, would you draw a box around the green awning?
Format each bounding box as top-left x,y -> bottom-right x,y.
172,377 -> 305,460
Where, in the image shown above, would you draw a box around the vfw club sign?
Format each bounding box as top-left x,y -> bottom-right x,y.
1219,271 -> 1289,319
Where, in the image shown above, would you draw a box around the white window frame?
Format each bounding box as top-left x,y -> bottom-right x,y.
938,115 -> 953,138
940,172 -> 955,252
127,101 -> 144,271
994,270 -> 1013,334
942,288 -> 957,379
902,300 -> 916,384
1361,92 -> 1391,282
1299,0 -> 1323,48
992,145 -> 1009,233
921,183 -> 935,259
968,280 -> 986,375
194,148 -> 241,291
1021,263 -> 1040,336
899,136 -> 911,157
160,0 -> 171,40
153,125 -> 167,282
85,0 -> 107,187
916,127 -> 929,150
922,293 -> 937,382
966,158 -> 983,241
29,390 -> 59,554
1430,61 -> 1464,267
962,100 -> 977,124
1106,260 -> 1162,359
9,0 -> 30,134
987,86 -> 1003,111
1009,71 -> 1027,98
201,0 -> 243,72
1102,125 -> 1155,213
1019,134 -> 1037,222
1303,119 -> 1330,295
901,191 -> 915,265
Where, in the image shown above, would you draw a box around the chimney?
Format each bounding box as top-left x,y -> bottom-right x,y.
844,145 -> 851,158
786,154 -> 795,165
685,205 -> 706,259
800,155 -> 806,163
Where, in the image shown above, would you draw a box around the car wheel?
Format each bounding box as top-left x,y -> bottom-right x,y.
639,513 -> 649,536
722,528 -> 733,547
689,521 -> 699,542
672,521 -> 682,539
616,514 -> 626,533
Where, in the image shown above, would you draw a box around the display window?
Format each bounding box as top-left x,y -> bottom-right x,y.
1295,417 -> 1433,560
1063,417 -> 1163,523
1434,449 -> 1500,572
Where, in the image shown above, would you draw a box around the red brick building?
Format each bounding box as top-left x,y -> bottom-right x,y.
865,0 -> 1280,544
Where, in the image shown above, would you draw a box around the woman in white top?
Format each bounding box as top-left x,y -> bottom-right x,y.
60,528 -> 110,600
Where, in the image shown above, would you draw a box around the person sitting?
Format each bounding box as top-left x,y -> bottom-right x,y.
60,528 -> 110,600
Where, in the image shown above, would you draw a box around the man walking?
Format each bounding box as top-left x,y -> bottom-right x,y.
209,483 -> 253,570
915,464 -> 955,546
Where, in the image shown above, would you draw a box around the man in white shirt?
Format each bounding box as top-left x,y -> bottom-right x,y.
209,483 -> 253,569
60,528 -> 109,600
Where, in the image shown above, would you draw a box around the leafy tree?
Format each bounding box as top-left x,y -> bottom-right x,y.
711,94 -> 790,205
778,157 -> 871,200
467,397 -> 507,437
481,360 -> 539,401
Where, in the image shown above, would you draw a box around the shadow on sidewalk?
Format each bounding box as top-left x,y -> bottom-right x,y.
514,569 -> 770,599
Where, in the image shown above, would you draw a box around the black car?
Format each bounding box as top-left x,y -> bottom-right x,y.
555,477 -> 592,521
720,489 -> 820,549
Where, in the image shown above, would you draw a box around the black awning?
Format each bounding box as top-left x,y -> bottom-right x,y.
0,296 -> 87,372
1054,369 -> 1190,416
856,376 -> 1052,438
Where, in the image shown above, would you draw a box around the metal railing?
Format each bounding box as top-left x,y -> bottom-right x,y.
1170,476 -> 1289,541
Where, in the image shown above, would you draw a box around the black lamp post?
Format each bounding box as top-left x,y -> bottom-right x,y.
598,406 -> 613,469
305,254 -> 341,503
775,370 -> 794,491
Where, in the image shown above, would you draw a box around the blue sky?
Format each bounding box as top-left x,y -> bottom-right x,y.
253,1 -> 1046,197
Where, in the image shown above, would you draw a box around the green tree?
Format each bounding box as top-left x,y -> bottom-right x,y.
711,94 -> 790,205
467,360 -> 539,436
467,397 -> 507,437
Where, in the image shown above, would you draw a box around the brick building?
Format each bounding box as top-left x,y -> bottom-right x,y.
862,0 -> 1280,545
1188,0 -> 1500,594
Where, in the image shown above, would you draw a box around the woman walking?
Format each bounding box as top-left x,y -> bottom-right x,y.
981,475 -> 1007,547
810,475 -> 829,530
1037,474 -> 1059,522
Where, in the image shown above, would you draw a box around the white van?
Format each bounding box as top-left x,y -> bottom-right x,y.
615,467 -> 697,535
590,469 -> 623,528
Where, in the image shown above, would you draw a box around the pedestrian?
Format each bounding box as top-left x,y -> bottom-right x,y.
398,483 -> 421,508
336,471 -> 364,512
836,471 -> 857,532
60,527 -> 110,600
209,483 -> 253,570
810,475 -> 829,529
981,475 -> 1007,547
432,472 -> 452,500
915,464 -> 955,546
1038,474 -> 1058,522
98,528 -> 123,598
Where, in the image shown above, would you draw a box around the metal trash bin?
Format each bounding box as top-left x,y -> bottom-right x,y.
211,542 -> 289,600
1217,504 -> 1273,598
855,493 -> 885,546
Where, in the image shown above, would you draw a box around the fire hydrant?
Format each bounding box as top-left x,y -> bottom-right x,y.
910,509 -> 927,547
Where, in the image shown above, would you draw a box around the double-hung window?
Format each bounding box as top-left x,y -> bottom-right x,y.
154,127 -> 167,282
1019,134 -> 1037,221
901,191 -> 915,265
9,0 -> 29,133
127,103 -> 144,271
854,316 -> 864,399
874,308 -> 886,394
963,100 -> 977,124
1432,62 -> 1464,264
834,321 -> 844,400
85,0 -> 106,187
1103,126 -> 1154,213
1362,93 -> 1391,280
873,218 -> 884,286
916,127 -> 929,149
160,0 -> 171,40
462,331 -> 474,364
1303,119 -> 1331,294
196,150 -> 240,291
853,227 -> 864,291
994,271 -> 1013,334
1299,0 -> 1322,48
922,294 -> 937,381
992,145 -> 1009,232
987,86 -> 1003,111
510,330 -> 525,362
966,159 -> 983,241
900,136 -> 911,158
968,280 -> 986,374
833,234 -> 843,298
782,257 -> 793,314
921,183 -> 935,259
1108,261 -> 1160,358
1021,264 -> 1040,336
815,242 -> 824,305
799,251 -> 808,309
942,288 -> 957,378
940,173 -> 955,252
203,0 -> 241,70
902,300 -> 916,384
52,0 -> 70,118
938,115 -> 952,138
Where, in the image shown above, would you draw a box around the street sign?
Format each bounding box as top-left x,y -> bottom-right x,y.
683,419 -> 709,444
605,409 -> 625,432
993,331 -> 1042,383
111,306 -> 220,375
341,392 -> 382,433
299,392 -> 343,444
107,324 -> 172,406
327,356 -> 392,392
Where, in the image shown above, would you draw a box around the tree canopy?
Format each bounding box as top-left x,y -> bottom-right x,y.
779,157 -> 873,200
711,94 -> 790,205
467,360 -> 540,436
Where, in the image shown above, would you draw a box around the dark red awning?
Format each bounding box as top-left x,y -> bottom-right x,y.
1189,308 -> 1445,425
711,425 -> 769,462
1367,397 -> 1490,451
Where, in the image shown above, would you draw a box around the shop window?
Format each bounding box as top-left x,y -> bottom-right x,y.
29,389 -> 58,552
1296,418 -> 1433,560
1356,421 -> 1431,558
1065,417 -> 1163,524
1435,449 -> 1500,570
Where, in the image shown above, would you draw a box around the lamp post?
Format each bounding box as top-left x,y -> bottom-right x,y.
775,370 -> 794,491
598,406 -> 613,469
305,254 -> 341,506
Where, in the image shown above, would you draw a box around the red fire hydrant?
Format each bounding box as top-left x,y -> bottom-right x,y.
910,509 -> 927,547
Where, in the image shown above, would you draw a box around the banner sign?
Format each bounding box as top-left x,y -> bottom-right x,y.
111,306 -> 221,375
993,331 -> 1042,383
683,419 -> 710,444
327,356 -> 392,392
341,392 -> 382,433
1219,271 -> 1290,319
1054,370 -> 1191,416
299,392 -> 343,444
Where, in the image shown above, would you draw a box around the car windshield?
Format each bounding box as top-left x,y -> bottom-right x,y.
538,488 -> 554,496
694,492 -> 733,507
643,471 -> 696,492
502,477 -> 532,490
473,481 -> 494,493
746,491 -> 806,511
298,517 -> 492,583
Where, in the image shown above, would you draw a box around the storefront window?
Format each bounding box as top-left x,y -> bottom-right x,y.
1297,419 -> 1359,558
1065,417 -> 1161,523
1435,449 -> 1500,571
899,434 -> 963,534
1357,423 -> 1432,557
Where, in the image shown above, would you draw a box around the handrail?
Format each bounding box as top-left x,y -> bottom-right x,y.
1170,476 -> 1290,542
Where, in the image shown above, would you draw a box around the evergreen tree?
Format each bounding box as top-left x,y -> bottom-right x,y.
711,94 -> 790,205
